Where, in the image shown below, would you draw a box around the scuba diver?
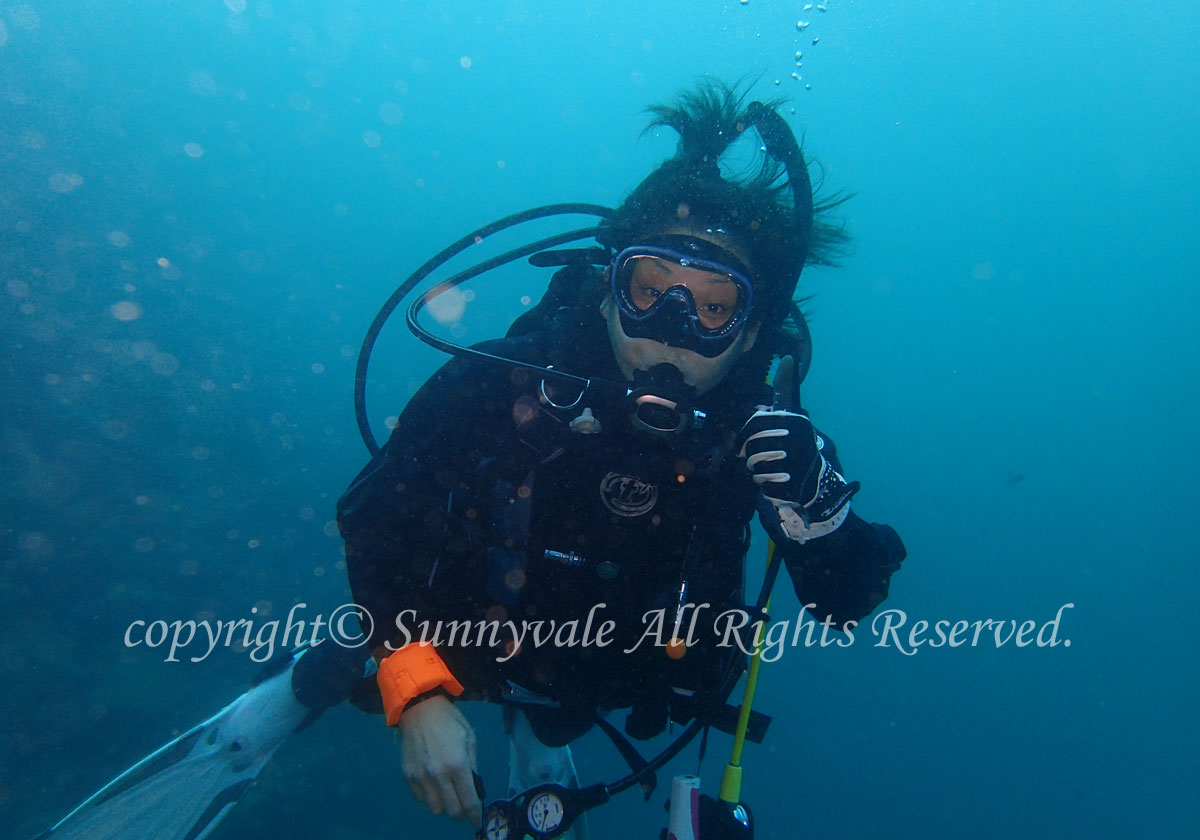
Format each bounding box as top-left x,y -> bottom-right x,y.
338,81 -> 906,837
33,81 -> 904,840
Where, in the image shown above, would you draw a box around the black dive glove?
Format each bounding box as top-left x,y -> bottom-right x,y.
735,410 -> 860,543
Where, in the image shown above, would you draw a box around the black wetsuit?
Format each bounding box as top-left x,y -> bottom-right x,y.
336,321 -> 904,744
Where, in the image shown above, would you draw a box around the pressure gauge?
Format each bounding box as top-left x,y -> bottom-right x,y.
526,790 -> 566,835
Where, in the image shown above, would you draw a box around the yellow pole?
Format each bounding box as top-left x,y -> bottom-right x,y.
718,541 -> 777,804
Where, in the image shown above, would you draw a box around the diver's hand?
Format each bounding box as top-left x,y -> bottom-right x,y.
735,410 -> 859,542
398,694 -> 482,825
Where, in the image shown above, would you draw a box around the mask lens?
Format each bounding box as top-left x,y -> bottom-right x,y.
623,255 -> 741,331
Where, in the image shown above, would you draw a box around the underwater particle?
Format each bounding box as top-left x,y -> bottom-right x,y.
49,172 -> 84,193
379,101 -> 405,125
188,70 -> 217,96
462,289 -> 476,303
818,4 -> 828,11
6,279 -> 29,298
101,419 -> 129,441
21,130 -> 44,149
157,257 -> 170,267
313,566 -> 325,577
740,0 -> 748,5
972,262 -> 995,282
496,160 -> 506,169
134,536 -> 155,553
109,300 -> 142,321
812,37 -> 820,44
44,373 -> 61,385
460,56 -> 472,69
183,142 -> 204,158
19,531 -> 53,559
803,3 -> 813,9
3,84 -> 27,105
237,250 -> 264,271
136,495 -> 150,505
323,520 -> 339,537
247,539 -> 260,548
427,286 -> 467,324
792,72 -> 802,81
200,379 -> 216,391
504,568 -> 527,592
16,219 -> 32,233
311,362 -> 325,374
298,505 -> 315,520
797,20 -> 809,30
224,0 -> 247,13
520,295 -> 532,306
287,90 -> 311,111
805,83 -> 811,90
150,352 -> 180,376
191,446 -> 210,460
362,130 -> 381,148
10,4 -> 40,31
107,230 -> 131,248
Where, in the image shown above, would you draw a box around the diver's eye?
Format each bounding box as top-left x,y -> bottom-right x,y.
632,284 -> 663,310
696,302 -> 733,329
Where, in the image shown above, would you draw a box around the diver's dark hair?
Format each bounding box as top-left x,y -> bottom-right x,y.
599,79 -> 850,349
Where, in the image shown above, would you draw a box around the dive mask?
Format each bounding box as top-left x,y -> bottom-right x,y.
611,235 -> 756,358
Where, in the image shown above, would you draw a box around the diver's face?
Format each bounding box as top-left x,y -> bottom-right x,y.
602,228 -> 761,395
600,293 -> 759,395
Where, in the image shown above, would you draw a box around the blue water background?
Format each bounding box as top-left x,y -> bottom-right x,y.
2,1 -> 1197,837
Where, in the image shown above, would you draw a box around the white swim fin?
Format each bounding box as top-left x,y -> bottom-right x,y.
507,710 -> 590,840
35,650 -> 311,840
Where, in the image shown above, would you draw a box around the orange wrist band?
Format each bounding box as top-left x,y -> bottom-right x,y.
376,642 -> 464,726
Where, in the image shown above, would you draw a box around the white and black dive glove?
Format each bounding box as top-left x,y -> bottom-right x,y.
736,410 -> 860,544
